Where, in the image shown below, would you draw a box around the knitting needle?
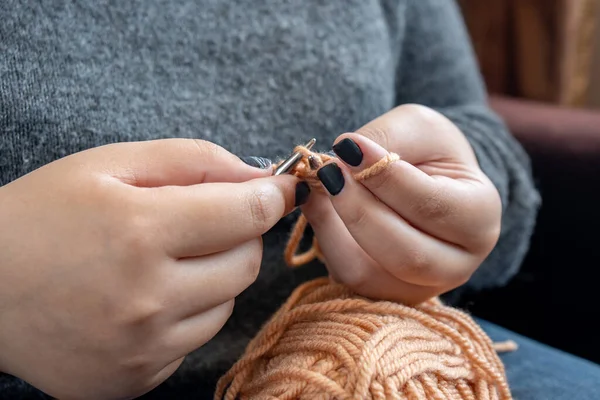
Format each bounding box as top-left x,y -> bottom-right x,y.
273,138 -> 316,176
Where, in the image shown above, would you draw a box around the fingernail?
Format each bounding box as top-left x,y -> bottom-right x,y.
332,138 -> 363,167
240,156 -> 272,169
317,163 -> 345,196
295,181 -> 310,206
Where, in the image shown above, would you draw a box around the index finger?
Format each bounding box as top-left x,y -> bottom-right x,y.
85,138 -> 272,188
149,174 -> 298,258
354,104 -> 478,166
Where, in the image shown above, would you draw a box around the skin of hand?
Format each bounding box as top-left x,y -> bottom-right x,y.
0,139 -> 297,400
301,104 -> 502,305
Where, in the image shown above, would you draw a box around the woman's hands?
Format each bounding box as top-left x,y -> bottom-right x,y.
302,104 -> 502,305
0,104 -> 502,398
0,139 -> 296,400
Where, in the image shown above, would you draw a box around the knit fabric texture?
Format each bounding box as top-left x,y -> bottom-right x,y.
0,0 -> 540,398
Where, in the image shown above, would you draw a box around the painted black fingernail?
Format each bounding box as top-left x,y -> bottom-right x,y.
317,163 -> 345,196
332,138 -> 363,166
295,181 -> 310,206
240,156 -> 272,169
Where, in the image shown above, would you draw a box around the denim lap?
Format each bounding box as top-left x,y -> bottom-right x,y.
476,319 -> 600,399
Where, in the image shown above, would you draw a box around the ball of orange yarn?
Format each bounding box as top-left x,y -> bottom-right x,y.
215,278 -> 514,400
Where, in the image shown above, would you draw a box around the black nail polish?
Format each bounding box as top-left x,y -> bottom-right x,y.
332,138 -> 363,167
295,181 -> 310,206
317,164 -> 345,196
240,156 -> 272,169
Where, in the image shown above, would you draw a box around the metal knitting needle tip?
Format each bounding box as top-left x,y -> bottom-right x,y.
273,138 -> 316,176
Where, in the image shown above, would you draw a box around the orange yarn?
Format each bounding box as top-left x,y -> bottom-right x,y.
281,146 -> 400,268
215,146 -> 515,399
215,279 -> 514,400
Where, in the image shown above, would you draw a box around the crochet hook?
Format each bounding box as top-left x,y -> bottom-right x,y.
273,138 -> 316,176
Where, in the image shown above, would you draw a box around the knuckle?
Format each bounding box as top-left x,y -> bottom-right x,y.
463,187 -> 502,253
398,103 -> 442,125
246,188 -> 275,232
482,189 -> 503,247
488,222 -> 502,246
117,212 -> 157,261
192,138 -> 218,156
117,295 -> 165,328
356,125 -> 390,150
207,301 -> 236,335
442,250 -> 483,290
206,301 -> 235,339
477,222 -> 501,255
188,138 -> 228,165
404,247 -> 431,273
391,246 -> 436,285
339,264 -> 373,292
345,204 -> 370,230
445,260 -> 477,291
133,298 -> 165,324
412,186 -> 452,220
452,269 -> 475,289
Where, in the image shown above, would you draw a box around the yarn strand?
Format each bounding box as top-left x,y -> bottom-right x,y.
215,145 -> 514,399
281,146 -> 399,268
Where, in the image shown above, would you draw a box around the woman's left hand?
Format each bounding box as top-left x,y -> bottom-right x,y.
301,104 -> 502,305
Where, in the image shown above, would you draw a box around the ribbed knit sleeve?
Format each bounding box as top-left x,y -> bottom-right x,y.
395,0 -> 541,292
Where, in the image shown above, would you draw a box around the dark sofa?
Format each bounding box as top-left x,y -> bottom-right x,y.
462,95 -> 600,364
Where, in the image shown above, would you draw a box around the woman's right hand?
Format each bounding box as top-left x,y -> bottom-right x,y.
0,139 -> 297,400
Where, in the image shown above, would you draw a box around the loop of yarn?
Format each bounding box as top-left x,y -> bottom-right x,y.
215,278 -> 514,400
280,146 -> 400,268
216,145 -> 515,399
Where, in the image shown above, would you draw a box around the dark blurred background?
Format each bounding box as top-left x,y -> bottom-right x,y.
456,0 -> 600,365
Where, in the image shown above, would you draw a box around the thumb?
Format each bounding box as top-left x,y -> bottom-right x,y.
80,138 -> 272,188
155,174 -> 299,257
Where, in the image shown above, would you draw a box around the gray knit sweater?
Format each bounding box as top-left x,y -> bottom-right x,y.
0,0 -> 540,398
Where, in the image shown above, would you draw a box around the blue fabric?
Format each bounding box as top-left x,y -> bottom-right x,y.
478,319 -> 600,399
